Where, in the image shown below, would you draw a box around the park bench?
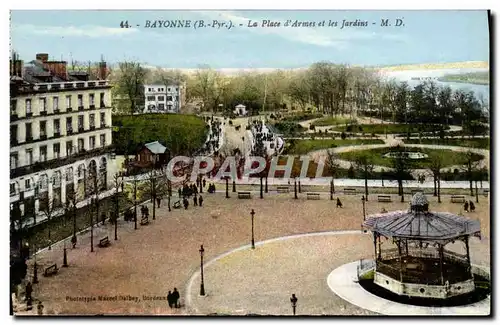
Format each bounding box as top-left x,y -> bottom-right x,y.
98,236 -> 111,248
43,264 -> 58,277
344,188 -> 357,195
277,186 -> 290,193
140,216 -> 149,225
377,195 -> 392,203
483,189 -> 489,197
238,191 -> 252,199
451,195 -> 466,203
306,193 -> 320,200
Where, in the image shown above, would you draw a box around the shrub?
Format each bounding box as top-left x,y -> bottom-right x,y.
341,132 -> 347,140
309,124 -> 315,130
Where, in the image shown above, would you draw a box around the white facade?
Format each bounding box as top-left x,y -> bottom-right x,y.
144,84 -> 182,113
10,80 -> 115,219
233,104 -> 248,116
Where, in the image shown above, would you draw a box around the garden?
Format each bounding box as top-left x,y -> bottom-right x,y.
283,139 -> 384,155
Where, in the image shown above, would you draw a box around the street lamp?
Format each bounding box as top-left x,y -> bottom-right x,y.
361,195 -> 366,222
294,178 -> 298,199
32,244 -> 38,284
199,245 -> 206,296
250,209 -> 255,249
290,294 -> 298,315
63,239 -> 68,267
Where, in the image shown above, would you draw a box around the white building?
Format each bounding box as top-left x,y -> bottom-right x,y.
233,104 -> 248,116
144,83 -> 183,113
10,53 -> 115,221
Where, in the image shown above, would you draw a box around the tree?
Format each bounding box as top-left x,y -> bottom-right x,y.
145,169 -> 167,220
10,202 -> 30,256
462,150 -> 480,197
390,147 -> 414,202
39,197 -> 59,250
65,187 -> 78,247
325,150 -> 340,199
354,154 -> 374,201
111,174 -> 124,240
428,152 -> 445,203
113,61 -> 148,114
124,175 -> 147,230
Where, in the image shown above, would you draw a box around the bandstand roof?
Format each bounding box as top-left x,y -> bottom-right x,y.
363,193 -> 481,242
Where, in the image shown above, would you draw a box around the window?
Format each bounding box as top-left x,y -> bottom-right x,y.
77,94 -> 83,108
100,134 -> 106,146
26,99 -> 32,114
157,96 -> 165,101
89,114 -> 95,128
10,125 -> 18,145
167,96 -> 173,101
100,93 -> 105,107
158,103 -> 165,110
10,153 -> 18,170
66,141 -> 73,156
10,183 -> 16,196
53,143 -> 60,159
167,105 -> 172,111
78,138 -> 84,151
53,96 -> 59,111
167,88 -> 171,92
66,117 -> 73,133
25,123 -> 32,140
147,96 -> 155,101
11,99 -> 17,115
54,119 -> 60,134
89,93 -> 95,106
25,149 -> 33,165
40,121 -> 47,137
39,98 -> 47,112
66,168 -> 73,182
100,112 -> 106,127
176,87 -> 179,92
25,179 -> 31,190
78,115 -> 84,130
148,88 -> 152,92
66,95 -> 72,108
89,136 -> 96,149
40,145 -> 47,162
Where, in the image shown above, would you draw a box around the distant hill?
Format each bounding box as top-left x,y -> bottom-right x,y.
378,61 -> 489,72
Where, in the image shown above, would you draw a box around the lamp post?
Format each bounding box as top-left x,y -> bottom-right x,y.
32,244 -> 38,284
199,245 -> 206,296
361,195 -> 366,222
298,179 -> 301,193
294,178 -> 298,199
330,179 -> 333,200
232,179 -> 236,193
90,198 -> 94,252
63,239 -> 68,267
290,294 -> 298,316
250,209 -> 255,249
225,177 -> 229,198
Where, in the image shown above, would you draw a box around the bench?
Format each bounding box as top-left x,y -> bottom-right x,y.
140,216 -> 149,225
377,195 -> 392,203
98,236 -> 111,248
43,264 -> 58,277
451,195 -> 466,203
344,188 -> 356,195
306,193 -> 320,200
238,192 -> 252,199
483,189 -> 489,197
277,186 -> 290,193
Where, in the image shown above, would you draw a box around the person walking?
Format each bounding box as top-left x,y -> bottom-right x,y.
193,194 -> 198,206
464,201 -> 469,212
183,198 -> 189,210
203,179 -> 206,188
199,195 -> 203,207
156,197 -> 161,208
167,291 -> 173,308
336,198 -> 343,208
469,200 -> 476,212
172,288 -> 180,308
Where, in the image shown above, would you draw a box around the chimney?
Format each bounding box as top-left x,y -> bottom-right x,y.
98,61 -> 107,80
9,59 -> 23,78
36,53 -> 49,63
44,61 -> 68,80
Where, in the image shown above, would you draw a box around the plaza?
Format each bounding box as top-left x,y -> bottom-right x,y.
17,191 -> 490,315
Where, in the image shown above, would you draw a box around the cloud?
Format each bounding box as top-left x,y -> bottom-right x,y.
197,11 -> 407,49
11,24 -> 138,38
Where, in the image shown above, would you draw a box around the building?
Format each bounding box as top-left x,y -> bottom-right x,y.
143,83 -> 185,113
233,104 -> 248,116
135,141 -> 169,169
10,53 -> 115,222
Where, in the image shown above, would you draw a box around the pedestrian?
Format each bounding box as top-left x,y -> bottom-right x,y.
464,201 -> 469,212
336,198 -> 343,208
183,198 -> 189,210
144,206 -> 149,218
167,291 -> 173,308
172,288 -> 180,308
194,185 -> 198,195
141,205 -> 145,218
470,201 -> 476,212
193,194 -> 198,206
71,235 -> 77,248
178,188 -> 182,198
37,301 -> 44,315
203,179 -> 206,188
25,282 -> 33,302
157,197 -> 161,208
199,195 -> 203,207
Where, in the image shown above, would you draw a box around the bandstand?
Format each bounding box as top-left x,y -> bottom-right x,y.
363,193 -> 481,299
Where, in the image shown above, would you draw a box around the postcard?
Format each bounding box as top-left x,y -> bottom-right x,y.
9,9 -> 490,316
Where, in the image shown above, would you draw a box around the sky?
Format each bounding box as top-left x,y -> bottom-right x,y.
10,10 -> 490,68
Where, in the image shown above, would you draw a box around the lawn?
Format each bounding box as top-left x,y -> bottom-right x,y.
113,113 -> 207,156
404,138 -> 490,150
332,123 -> 449,134
283,139 -> 385,155
312,116 -> 356,127
281,113 -> 323,122
337,147 -> 484,169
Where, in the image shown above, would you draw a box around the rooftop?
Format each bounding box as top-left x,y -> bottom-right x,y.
144,141 -> 168,154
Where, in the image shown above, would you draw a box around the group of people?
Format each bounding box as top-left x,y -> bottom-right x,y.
464,200 -> 476,212
167,288 -> 181,308
181,193 -> 204,210
140,205 -> 149,219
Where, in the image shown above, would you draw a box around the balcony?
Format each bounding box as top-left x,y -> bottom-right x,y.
89,104 -> 95,109
90,125 -> 96,131
10,145 -> 114,178
100,123 -> 106,129
11,114 -> 18,121
78,127 -> 84,133
67,128 -> 74,135
40,134 -> 47,140
54,131 -> 61,138
40,111 -> 47,116
10,138 -> 18,146
54,109 -> 60,114
67,107 -> 73,112
26,112 -> 33,118
100,102 -> 106,108
25,136 -> 33,143
78,106 -> 84,111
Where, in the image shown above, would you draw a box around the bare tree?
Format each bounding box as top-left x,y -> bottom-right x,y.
113,61 -> 148,114
390,148 -> 414,202
462,150 -> 480,197
325,150 -> 340,199
428,153 -> 445,203
354,154 -> 374,201
110,174 -> 124,240
39,197 -> 59,250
